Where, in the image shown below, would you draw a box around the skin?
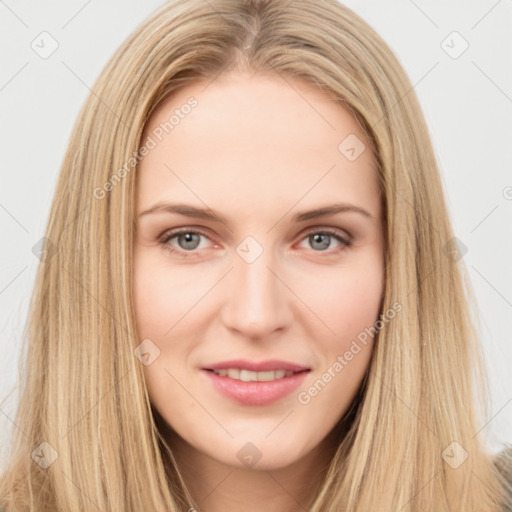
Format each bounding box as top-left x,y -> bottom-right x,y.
133,69 -> 385,512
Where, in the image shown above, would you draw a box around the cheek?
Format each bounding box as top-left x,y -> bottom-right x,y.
298,258 -> 384,338
133,262 -> 167,337
296,268 -> 382,412
338,274 -> 383,336
133,251 -> 208,337
294,255 -> 383,394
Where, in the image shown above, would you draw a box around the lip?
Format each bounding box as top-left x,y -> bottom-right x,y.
201,368 -> 310,406
203,359 -> 310,372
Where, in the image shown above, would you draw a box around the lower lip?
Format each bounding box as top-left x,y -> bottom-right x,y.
201,369 -> 310,406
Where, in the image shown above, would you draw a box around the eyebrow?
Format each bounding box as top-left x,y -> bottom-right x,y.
138,201 -> 374,224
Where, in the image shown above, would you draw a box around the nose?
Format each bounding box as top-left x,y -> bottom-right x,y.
219,242 -> 293,340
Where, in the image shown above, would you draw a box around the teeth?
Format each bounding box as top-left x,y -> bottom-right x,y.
256,370 -> 279,381
240,370 -> 257,382
211,368 -> 296,381
227,369 -> 240,379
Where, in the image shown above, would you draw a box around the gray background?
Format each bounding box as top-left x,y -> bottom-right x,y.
1,0 -> 511,462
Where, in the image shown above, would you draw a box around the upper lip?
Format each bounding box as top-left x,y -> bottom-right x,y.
203,359 -> 310,372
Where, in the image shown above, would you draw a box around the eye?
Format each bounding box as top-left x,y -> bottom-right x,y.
297,227 -> 352,253
159,228 -> 213,258
158,226 -> 352,259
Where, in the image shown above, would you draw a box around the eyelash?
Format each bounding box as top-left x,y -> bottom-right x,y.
158,227 -> 352,259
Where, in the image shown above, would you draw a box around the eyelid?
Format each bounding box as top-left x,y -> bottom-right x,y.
300,225 -> 352,244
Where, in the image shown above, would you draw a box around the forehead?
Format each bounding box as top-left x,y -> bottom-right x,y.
136,71 -> 380,219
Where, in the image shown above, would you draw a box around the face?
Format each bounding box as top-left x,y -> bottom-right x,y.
133,70 -> 385,471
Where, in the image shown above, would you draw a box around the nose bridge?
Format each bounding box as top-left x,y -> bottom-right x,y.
221,235 -> 291,337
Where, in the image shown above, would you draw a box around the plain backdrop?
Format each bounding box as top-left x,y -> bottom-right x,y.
1,0 -> 511,463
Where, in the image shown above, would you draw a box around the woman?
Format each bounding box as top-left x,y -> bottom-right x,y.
1,0 -> 511,510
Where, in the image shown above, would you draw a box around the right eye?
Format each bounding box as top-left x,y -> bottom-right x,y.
159,228 -> 216,258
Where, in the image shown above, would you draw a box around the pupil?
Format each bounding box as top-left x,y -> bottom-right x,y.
311,233 -> 329,250
180,233 -> 199,250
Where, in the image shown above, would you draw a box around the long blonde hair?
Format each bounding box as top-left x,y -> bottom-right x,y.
1,0 -> 511,510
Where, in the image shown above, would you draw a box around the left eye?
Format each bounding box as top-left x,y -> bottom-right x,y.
159,228 -> 351,258
160,230 -> 209,253
298,229 -> 350,252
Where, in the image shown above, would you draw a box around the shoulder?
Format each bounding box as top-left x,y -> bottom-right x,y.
494,444 -> 512,511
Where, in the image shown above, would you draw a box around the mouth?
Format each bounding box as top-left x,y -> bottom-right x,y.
201,362 -> 311,406
203,368 -> 309,382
